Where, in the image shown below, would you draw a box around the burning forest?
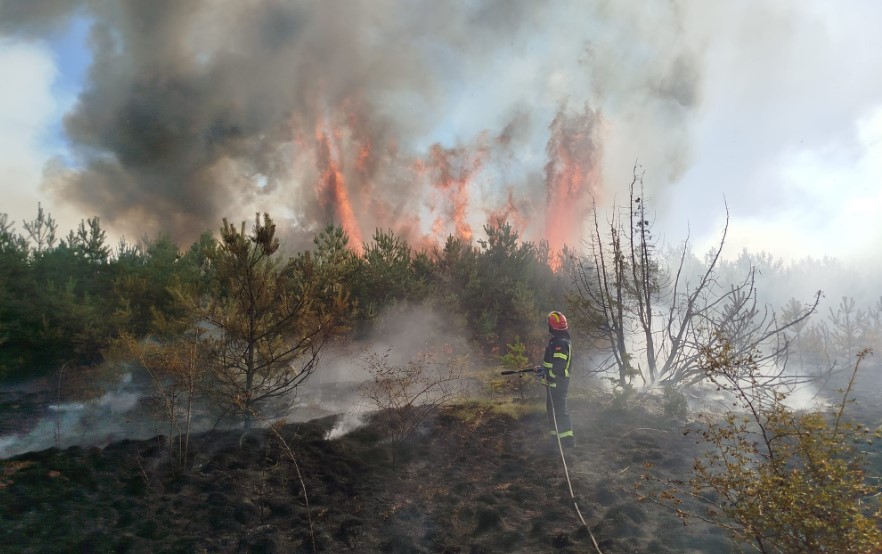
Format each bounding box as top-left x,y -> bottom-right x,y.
3,1 -> 882,552
0,0 -> 699,259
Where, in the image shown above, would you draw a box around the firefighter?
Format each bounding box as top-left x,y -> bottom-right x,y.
536,310 -> 575,448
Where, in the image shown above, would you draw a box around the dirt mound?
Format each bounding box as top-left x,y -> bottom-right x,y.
0,395 -> 732,553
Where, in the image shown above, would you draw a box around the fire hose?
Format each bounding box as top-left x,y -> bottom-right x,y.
501,368 -> 603,554
499,368 -> 536,375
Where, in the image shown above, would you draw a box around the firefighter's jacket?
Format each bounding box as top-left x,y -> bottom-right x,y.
541,332 -> 571,387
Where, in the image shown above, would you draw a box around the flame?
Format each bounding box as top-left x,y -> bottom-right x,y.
299,101 -> 601,266
544,107 -> 602,270
314,115 -> 364,253
356,144 -> 371,174
487,189 -> 527,236
418,143 -> 486,242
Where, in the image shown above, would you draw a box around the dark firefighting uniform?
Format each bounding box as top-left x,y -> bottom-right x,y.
540,330 -> 574,445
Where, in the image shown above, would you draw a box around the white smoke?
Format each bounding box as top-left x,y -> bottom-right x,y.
0,372 -> 153,459
0,299 -> 479,458
325,409 -> 369,441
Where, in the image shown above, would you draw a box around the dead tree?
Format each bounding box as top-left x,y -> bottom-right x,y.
570,167 -> 820,388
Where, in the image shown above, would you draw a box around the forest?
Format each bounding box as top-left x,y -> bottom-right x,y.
3,0 -> 882,550
2,202 -> 882,553
0,205 -> 573,381
2,198 -> 879,389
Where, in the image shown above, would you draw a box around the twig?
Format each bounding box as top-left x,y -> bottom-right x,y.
619,427 -> 670,439
136,457 -> 153,522
833,349 -> 871,438
54,362 -> 69,449
269,423 -> 317,554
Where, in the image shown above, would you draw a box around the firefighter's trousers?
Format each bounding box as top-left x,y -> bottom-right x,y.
546,377 -> 574,442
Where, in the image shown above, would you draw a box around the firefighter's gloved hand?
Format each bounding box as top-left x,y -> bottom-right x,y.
535,366 -> 547,382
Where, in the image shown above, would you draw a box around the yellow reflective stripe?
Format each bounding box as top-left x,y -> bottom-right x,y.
541,379 -> 556,387
542,361 -> 553,368
564,344 -> 572,377
549,430 -> 574,438
553,352 -> 568,360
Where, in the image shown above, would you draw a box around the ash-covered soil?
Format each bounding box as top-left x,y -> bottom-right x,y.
0,393 -> 733,553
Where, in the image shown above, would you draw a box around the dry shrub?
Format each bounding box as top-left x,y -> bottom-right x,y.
639,344 -> 882,553
360,349 -> 464,465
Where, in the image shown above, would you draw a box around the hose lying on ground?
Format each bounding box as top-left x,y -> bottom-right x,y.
547,385 -> 604,554
499,368 -> 604,552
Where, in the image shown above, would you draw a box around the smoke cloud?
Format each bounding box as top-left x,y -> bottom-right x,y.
0,301 -> 475,457
0,0 -> 705,250
0,372 -> 149,459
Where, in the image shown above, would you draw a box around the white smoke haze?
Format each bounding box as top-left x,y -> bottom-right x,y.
682,380 -> 829,418
0,301 -> 476,458
0,372 -> 155,459
780,382 -> 829,412
324,410 -> 368,441
297,301 -> 477,439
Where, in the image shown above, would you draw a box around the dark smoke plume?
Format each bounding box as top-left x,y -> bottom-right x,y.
1,0 -> 704,247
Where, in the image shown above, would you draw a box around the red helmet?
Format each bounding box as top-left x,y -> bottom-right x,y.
547,311 -> 568,331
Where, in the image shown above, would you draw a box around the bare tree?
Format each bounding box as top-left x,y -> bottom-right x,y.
360,349 -> 464,467
573,197 -> 632,385
570,167 -> 820,388
114,327 -> 206,468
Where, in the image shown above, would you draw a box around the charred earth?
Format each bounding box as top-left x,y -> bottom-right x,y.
1,394 -> 734,553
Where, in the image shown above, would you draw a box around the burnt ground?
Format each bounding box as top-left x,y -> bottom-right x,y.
0,387 -> 744,554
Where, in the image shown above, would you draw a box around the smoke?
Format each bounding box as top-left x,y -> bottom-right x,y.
0,372 -> 149,459
0,300 -> 475,457
297,301 -> 476,438
324,410 -> 367,441
0,0 -> 706,251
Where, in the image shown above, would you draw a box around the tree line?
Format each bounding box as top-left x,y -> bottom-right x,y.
0,206 -> 567,381
3,198 -> 880,391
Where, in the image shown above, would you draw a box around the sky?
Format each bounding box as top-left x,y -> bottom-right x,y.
0,0 -> 880,267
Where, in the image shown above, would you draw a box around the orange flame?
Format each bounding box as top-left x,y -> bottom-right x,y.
297,100 -> 602,262
487,189 -> 527,236
314,116 -> 364,253
544,107 -> 602,270
418,143 -> 486,242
